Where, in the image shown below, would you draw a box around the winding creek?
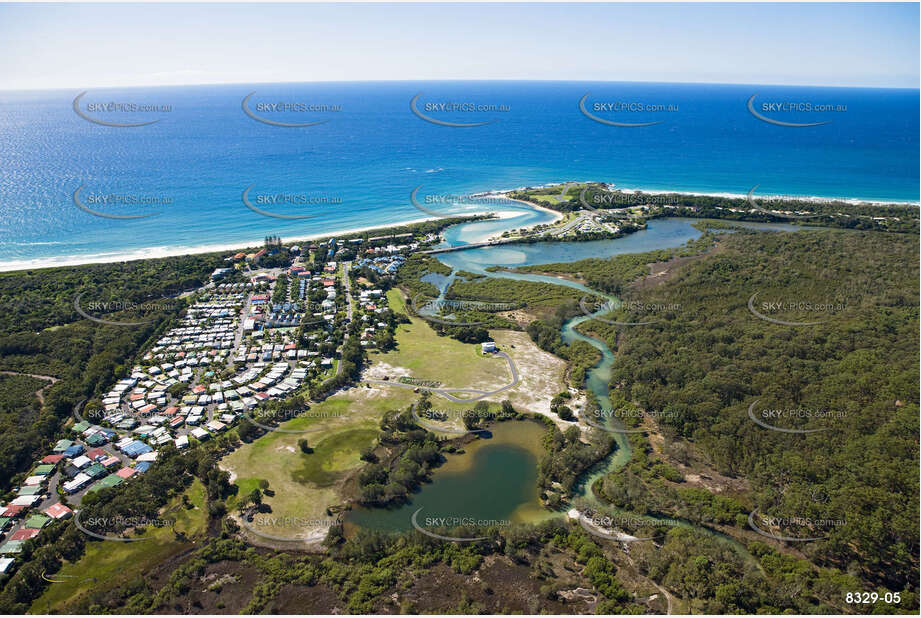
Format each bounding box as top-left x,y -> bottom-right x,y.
351,204 -> 806,563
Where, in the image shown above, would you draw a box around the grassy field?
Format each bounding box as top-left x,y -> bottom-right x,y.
32,479 -> 209,613
524,182 -> 590,206
367,318 -> 507,390
220,287 -> 568,542
222,392 -> 404,541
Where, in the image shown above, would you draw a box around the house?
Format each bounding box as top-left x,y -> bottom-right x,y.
62,473 -> 92,494
32,464 -> 56,477
63,444 -> 85,458
86,448 -> 107,461
88,474 -> 123,493
136,451 -> 158,463
16,486 -> 43,498
44,503 -> 73,520
121,440 -> 153,459
84,463 -> 107,478
71,421 -> 90,434
85,432 -> 108,447
481,341 -> 497,353
24,514 -> 50,529
115,467 -> 138,480
71,455 -> 92,469
1,505 -> 25,518
9,528 -> 39,541
52,439 -> 73,453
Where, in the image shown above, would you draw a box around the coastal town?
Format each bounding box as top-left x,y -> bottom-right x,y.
0,232 -> 425,570
2,182 -> 910,570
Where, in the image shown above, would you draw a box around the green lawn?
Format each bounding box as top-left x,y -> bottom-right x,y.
222,390 -> 414,538
32,479 -> 209,613
370,293 -> 507,388
220,288 -> 523,540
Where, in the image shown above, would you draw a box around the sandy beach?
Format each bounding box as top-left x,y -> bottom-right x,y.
0,214 -> 455,273
0,193 -> 564,273
1,182 -> 911,273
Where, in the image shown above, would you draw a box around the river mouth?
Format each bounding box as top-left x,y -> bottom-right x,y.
344,419 -> 554,535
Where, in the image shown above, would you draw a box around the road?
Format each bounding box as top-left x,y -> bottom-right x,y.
335,261 -> 353,378
366,351 -> 519,403
0,371 -> 59,405
342,261 -> 353,322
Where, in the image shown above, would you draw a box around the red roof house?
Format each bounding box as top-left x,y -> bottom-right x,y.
10,528 -> 40,541
0,505 -> 25,518
43,503 -> 73,520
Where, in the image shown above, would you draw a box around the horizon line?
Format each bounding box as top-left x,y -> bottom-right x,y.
2,77 -> 919,94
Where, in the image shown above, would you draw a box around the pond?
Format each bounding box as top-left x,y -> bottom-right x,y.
344,419 -> 553,534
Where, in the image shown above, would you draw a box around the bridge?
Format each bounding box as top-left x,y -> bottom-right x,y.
422,239 -> 517,254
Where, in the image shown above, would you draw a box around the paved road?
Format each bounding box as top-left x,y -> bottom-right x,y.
367,351 -> 519,403
342,261 -> 353,322
335,262 -> 353,378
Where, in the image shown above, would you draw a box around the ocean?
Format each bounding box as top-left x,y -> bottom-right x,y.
0,81 -> 917,270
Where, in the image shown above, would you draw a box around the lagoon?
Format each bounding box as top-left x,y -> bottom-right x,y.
345,419 -> 551,534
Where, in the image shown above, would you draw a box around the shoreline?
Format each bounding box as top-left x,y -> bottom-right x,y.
505,180 -> 920,208
1,183 -> 915,273
0,196 -> 561,274
496,192 -> 567,223
0,214 -> 464,273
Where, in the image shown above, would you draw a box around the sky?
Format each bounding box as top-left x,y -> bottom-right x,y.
0,2 -> 918,90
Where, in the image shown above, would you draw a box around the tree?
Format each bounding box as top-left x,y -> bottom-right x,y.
237,417 -> 257,441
